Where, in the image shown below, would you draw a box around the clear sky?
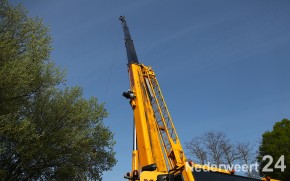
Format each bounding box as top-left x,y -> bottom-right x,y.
11,0 -> 290,180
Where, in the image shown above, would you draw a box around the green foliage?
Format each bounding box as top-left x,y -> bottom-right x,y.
258,119 -> 290,180
0,0 -> 116,180
0,0 -> 63,115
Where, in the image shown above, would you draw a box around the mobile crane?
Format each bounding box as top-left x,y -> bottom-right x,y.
119,16 -> 278,181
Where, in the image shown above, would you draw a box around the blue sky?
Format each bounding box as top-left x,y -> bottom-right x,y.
11,0 -> 290,180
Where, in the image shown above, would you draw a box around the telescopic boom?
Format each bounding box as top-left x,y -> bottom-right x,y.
119,16 -> 139,66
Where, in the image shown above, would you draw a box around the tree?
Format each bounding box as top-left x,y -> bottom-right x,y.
186,139 -> 207,165
185,131 -> 258,178
237,142 -> 259,178
0,0 -> 63,116
0,0 -> 116,180
257,119 -> 290,180
186,131 -> 238,167
221,139 -> 239,167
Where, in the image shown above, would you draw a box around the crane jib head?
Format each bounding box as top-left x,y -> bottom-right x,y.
119,16 -> 125,23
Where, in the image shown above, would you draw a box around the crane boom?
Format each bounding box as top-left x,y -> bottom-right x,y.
119,16 -> 194,181
119,16 -> 139,65
119,16 -> 280,181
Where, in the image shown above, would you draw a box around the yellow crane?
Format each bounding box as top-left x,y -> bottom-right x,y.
119,16 -> 279,181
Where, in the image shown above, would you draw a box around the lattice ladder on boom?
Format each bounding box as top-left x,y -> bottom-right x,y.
142,66 -> 184,170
